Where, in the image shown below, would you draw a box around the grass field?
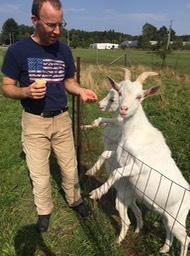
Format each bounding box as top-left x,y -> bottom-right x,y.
71,48 -> 190,75
0,48 -> 190,256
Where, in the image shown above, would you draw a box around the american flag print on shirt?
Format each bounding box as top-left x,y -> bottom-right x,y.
28,58 -> 65,83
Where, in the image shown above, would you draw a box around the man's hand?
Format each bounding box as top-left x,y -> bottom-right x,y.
80,88 -> 98,103
64,78 -> 98,103
28,80 -> 47,99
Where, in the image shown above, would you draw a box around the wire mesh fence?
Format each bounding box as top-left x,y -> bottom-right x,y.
78,98 -> 190,256
74,56 -> 190,255
80,125 -> 190,256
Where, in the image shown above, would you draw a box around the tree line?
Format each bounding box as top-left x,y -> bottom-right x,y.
1,18 -> 190,50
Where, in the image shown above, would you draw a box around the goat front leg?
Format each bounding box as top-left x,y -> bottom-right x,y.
81,116 -> 122,130
89,162 -> 141,200
80,117 -> 104,130
80,124 -> 94,130
86,150 -> 114,176
91,116 -> 122,126
89,165 -> 128,200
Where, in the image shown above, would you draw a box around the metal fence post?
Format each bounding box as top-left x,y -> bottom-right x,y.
76,57 -> 81,174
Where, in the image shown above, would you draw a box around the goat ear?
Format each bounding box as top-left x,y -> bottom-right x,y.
107,76 -> 120,91
143,85 -> 160,98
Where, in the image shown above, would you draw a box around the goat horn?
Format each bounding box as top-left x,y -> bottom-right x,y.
136,72 -> 158,84
121,68 -> 131,81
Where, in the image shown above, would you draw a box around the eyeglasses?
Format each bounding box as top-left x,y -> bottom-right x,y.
38,17 -> 67,30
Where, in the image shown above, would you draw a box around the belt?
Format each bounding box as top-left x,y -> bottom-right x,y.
25,107 -> 68,118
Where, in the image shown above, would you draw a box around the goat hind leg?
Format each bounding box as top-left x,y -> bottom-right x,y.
131,201 -> 143,233
179,235 -> 190,256
173,222 -> 190,256
115,194 -> 131,243
160,213 -> 190,256
159,215 -> 173,253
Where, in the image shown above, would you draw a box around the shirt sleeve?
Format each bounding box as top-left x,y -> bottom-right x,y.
64,46 -> 76,79
1,45 -> 21,80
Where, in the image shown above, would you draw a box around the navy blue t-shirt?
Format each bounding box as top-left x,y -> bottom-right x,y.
2,37 -> 76,112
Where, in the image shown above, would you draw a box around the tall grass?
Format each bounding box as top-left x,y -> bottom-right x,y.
0,49 -> 190,255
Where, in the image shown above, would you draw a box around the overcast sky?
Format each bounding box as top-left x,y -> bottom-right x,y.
0,0 -> 190,36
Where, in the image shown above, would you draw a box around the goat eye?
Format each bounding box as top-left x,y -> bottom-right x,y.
136,95 -> 142,100
109,99 -> 114,102
118,91 -> 122,96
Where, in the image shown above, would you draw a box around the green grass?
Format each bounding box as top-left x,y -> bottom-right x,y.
0,49 -> 190,255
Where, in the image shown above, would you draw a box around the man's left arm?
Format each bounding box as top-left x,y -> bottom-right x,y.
64,77 -> 98,103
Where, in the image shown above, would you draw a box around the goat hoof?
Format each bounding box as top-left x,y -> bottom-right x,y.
134,228 -> 140,234
159,244 -> 170,254
116,238 -> 122,244
80,125 -> 86,131
89,193 -> 97,200
85,170 -> 93,176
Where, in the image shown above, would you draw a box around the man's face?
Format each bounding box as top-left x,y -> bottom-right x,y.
33,1 -> 64,45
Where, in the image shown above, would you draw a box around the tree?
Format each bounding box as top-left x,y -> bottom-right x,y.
137,35 -> 151,49
138,23 -> 157,49
70,34 -> 80,49
17,24 -> 34,40
172,38 -> 183,50
156,26 -> 168,47
1,18 -> 19,44
142,23 -> 157,40
156,26 -> 172,67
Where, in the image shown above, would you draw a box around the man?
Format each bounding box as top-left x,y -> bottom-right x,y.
1,0 -> 98,233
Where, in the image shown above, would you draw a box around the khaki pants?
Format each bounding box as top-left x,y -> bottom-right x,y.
22,111 -> 83,215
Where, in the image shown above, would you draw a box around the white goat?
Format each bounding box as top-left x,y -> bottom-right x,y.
83,69 -> 144,241
89,71 -> 190,256
83,68 -> 132,174
84,88 -> 121,176
85,73 -> 123,175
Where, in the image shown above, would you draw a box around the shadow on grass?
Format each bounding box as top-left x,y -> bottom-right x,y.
14,224 -> 56,256
49,158 -> 122,255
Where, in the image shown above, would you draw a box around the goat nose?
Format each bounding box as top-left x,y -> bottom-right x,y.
121,105 -> 128,111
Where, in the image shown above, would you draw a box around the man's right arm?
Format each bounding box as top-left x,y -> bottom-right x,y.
2,76 -> 30,99
2,76 -> 47,100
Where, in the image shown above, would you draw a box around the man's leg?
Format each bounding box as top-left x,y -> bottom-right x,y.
22,111 -> 53,231
52,112 -> 92,216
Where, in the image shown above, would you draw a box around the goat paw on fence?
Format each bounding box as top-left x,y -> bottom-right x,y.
91,117 -> 103,127
80,125 -> 94,130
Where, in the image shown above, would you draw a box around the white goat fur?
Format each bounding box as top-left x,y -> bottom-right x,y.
85,69 -> 144,241
89,70 -> 190,256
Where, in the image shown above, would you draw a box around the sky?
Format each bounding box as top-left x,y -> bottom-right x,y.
0,0 -> 190,36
